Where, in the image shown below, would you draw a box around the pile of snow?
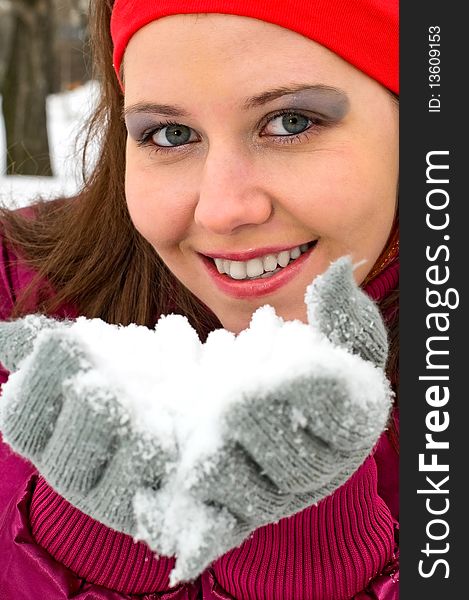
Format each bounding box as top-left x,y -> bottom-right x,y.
5,303 -> 390,583
0,80 -> 99,209
63,308 -> 386,482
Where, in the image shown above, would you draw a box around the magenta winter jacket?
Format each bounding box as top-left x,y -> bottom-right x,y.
0,223 -> 399,599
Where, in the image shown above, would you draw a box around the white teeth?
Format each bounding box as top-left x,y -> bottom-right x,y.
214,258 -> 225,274
260,268 -> 281,278
229,261 -> 247,280
263,254 -> 278,272
212,242 -> 312,280
277,250 -> 291,268
246,258 -> 264,278
290,246 -> 301,259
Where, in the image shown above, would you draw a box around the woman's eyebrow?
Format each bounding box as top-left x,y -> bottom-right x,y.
123,102 -> 190,119
243,84 -> 348,109
123,85 -> 348,120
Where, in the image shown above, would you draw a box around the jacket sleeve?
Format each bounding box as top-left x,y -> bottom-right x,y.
0,225 -> 37,382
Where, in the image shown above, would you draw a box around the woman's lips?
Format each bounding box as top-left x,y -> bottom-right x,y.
203,243 -> 308,262
199,241 -> 317,299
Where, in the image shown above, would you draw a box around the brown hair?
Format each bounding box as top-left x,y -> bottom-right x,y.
0,0 -> 399,417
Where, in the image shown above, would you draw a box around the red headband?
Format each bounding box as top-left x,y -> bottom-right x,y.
111,0 -> 398,94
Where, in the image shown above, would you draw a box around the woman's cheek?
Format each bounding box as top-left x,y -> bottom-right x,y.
126,178 -> 191,251
124,174 -> 171,243
125,180 -> 153,238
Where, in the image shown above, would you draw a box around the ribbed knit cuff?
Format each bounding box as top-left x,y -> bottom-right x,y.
210,455 -> 395,600
30,476 -> 179,595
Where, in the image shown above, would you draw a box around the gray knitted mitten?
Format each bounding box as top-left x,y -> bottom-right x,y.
0,317 -> 177,535
0,314 -> 65,372
156,257 -> 393,582
0,257 -> 392,585
305,257 -> 388,368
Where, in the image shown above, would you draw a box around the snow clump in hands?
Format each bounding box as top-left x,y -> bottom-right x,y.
0,256 -> 393,584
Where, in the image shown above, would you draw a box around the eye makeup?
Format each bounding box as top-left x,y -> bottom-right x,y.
253,86 -> 350,123
124,84 -> 350,144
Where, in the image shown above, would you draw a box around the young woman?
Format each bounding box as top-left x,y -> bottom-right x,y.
0,1 -> 399,598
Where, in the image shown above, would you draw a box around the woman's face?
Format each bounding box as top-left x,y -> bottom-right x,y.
123,14 -> 398,333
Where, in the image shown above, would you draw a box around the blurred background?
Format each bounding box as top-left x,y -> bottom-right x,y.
0,0 -> 98,208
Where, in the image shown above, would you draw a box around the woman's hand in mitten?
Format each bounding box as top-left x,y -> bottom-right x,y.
169,257 -> 393,582
0,316 -> 177,536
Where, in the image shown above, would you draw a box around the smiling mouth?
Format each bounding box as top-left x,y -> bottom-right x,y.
208,241 -> 317,281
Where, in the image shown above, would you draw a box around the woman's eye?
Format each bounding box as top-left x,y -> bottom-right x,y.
264,113 -> 312,136
151,124 -> 197,147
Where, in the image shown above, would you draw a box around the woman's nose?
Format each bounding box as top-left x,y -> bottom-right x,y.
194,146 -> 273,235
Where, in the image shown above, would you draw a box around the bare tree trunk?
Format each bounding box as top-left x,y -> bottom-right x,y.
1,0 -> 56,176
0,2 -> 15,88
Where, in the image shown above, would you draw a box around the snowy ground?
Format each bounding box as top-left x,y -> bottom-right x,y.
0,81 -> 99,210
